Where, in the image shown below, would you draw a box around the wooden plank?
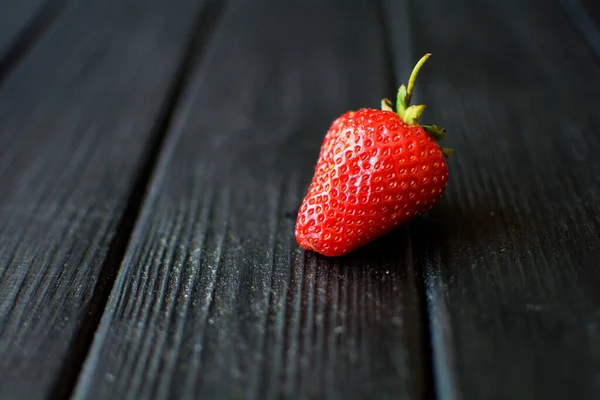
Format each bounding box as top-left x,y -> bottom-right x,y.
0,0 -> 208,398
72,1 -> 430,399
0,0 -> 53,57
560,0 -> 600,57
0,0 -> 69,83
386,0 -> 600,398
581,0 -> 600,27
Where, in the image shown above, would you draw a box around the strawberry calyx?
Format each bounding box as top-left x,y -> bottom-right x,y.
381,53 -> 453,158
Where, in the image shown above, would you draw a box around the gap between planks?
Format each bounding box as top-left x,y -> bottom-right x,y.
48,0 -> 228,398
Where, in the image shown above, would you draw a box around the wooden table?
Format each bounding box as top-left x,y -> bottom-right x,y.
1,0 -> 599,398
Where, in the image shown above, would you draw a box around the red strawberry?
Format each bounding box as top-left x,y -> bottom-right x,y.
295,54 -> 452,257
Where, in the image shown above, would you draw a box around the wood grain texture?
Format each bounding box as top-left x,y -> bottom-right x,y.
73,1 -> 430,399
561,0 -> 600,57
581,0 -> 600,28
0,0 -> 53,58
387,0 -> 600,398
0,0 -> 72,87
0,0 -> 206,397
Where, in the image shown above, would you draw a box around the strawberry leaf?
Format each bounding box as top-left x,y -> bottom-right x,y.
422,124 -> 447,141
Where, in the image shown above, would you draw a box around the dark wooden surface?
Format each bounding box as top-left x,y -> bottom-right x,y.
72,1 -> 429,399
581,0 -> 600,44
0,0 -> 205,398
0,0 -> 600,399
0,0 -> 58,79
405,0 -> 600,398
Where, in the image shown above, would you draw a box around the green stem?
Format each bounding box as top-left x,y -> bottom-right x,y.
405,53 -> 431,107
380,53 -> 453,158
396,53 -> 431,116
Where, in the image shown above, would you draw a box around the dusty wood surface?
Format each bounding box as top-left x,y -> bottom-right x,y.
0,0 -> 599,399
401,0 -> 600,398
0,0 -> 205,397
73,1 -> 429,399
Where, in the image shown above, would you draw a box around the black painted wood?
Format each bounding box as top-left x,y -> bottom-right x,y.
582,0 -> 600,27
562,0 -> 600,57
0,0 -> 50,58
0,0 -> 206,398
1,0 -> 70,87
72,1 -> 429,399
388,0 -> 600,398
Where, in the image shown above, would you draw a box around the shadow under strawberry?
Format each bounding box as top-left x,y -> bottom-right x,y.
313,226 -> 413,267
411,197 -> 512,249
302,193 -> 510,269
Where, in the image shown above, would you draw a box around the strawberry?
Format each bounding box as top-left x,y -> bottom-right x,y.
295,54 -> 452,257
